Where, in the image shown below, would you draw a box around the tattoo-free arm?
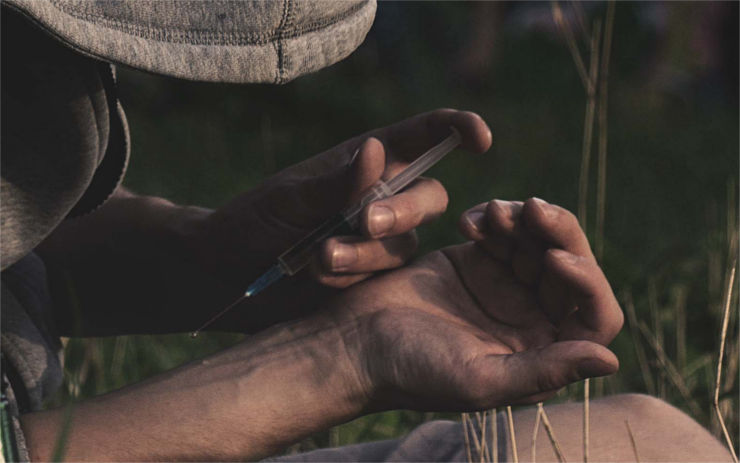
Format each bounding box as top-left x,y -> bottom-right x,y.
20,315 -> 368,461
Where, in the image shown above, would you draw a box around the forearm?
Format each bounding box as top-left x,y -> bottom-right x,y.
37,187 -> 209,260
21,315 -> 369,461
36,187 -> 231,336
36,186 -> 333,336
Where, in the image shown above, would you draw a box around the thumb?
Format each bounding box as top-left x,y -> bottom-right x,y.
482,341 -> 618,405
294,137 -> 386,223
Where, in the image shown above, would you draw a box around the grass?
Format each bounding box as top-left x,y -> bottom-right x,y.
624,419 -> 640,462
715,260 -> 738,463
46,1 -> 738,459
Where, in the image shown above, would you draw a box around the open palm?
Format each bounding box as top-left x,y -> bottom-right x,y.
331,198 -> 623,411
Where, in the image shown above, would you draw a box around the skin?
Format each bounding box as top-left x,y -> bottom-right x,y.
36,109 -> 492,335
22,196 -> 623,461
23,109 -> 627,461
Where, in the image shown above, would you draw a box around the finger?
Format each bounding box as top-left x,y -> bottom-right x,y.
287,137 -> 386,227
486,199 -> 524,237
544,249 -> 624,345
308,257 -> 372,288
486,199 -> 545,285
361,177 -> 448,239
459,203 -> 488,241
469,340 -> 618,406
347,137 -> 387,204
312,109 -> 491,174
460,205 -> 514,261
511,245 -> 546,286
521,197 -> 594,259
373,109 -> 493,160
319,232 -> 419,274
537,263 -> 574,325
312,270 -> 373,289
441,243 -> 552,333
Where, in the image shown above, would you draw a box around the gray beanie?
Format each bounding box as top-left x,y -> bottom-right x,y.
3,0 -> 376,83
1,1 -> 376,269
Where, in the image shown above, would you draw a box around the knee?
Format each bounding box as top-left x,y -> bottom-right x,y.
599,393 -> 733,462
611,393 -> 674,417
601,392 -> 702,431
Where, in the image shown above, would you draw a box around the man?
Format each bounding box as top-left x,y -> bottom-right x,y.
1,1 -> 731,461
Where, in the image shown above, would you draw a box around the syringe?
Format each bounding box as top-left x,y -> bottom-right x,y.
191,128 -> 461,336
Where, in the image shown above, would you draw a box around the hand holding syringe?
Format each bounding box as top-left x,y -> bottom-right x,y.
191,128 -> 461,336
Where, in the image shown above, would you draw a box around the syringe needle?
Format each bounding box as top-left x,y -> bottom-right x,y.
190,265 -> 285,338
190,293 -> 249,338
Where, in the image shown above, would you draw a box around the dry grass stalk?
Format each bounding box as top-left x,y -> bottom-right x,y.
713,260 -> 738,463
550,1 -> 589,91
684,354 -> 712,379
673,286 -> 688,371
550,8 -> 614,461
583,378 -> 590,463
594,1 -> 615,261
721,335 -> 738,404
491,408 -> 498,463
462,412 -> 474,463
622,290 -> 656,395
568,1 -> 590,42
576,20 -> 601,229
538,403 -> 567,463
469,413 -> 484,461
624,420 -> 640,463
475,411 -> 490,462
647,279 -> 666,398
637,321 -> 703,417
468,413 -> 483,462
531,404 -> 543,463
506,406 -> 519,463
462,412 -> 486,462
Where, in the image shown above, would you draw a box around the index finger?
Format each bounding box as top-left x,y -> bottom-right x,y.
311,109 -> 492,174
545,249 -> 624,345
521,198 -> 595,260
371,108 -> 493,160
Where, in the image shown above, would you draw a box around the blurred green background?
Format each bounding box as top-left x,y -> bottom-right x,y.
57,1 -> 738,455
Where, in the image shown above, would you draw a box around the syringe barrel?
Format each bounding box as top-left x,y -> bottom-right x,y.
277,180 -> 393,275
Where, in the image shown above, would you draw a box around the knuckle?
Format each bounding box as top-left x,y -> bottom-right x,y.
561,208 -> 580,228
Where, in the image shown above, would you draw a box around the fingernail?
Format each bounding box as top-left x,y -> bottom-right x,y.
331,243 -> 358,271
532,197 -> 557,220
368,205 -> 396,236
465,211 -> 485,232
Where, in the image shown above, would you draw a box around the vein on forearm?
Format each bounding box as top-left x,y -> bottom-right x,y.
22,316 -> 366,461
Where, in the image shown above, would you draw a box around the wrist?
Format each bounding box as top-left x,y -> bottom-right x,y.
273,313 -> 374,418
198,314 -> 374,457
